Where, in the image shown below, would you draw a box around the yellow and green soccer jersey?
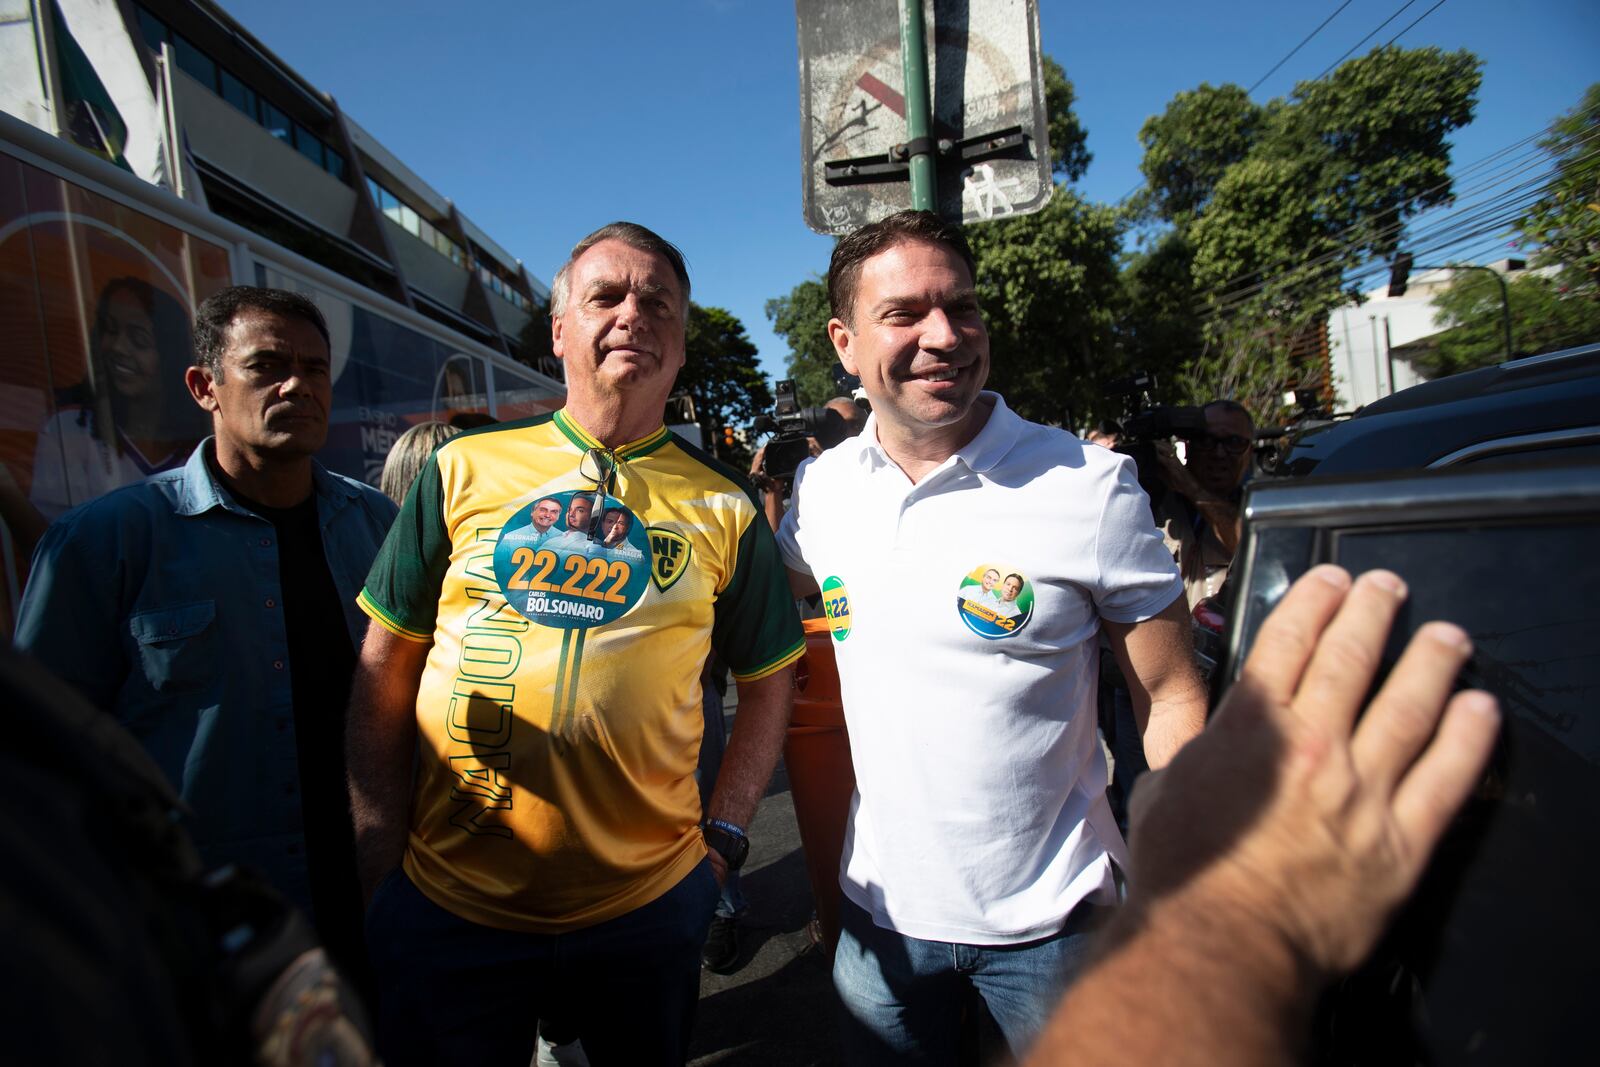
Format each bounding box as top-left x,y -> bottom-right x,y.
358,410 -> 804,933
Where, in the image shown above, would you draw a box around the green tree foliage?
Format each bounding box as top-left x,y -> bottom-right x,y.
764,279 -> 837,406
1426,268 -> 1600,376
965,189 -> 1124,424
1516,83 -> 1600,292
1113,231 -> 1206,404
1130,46 -> 1481,416
1042,56 -> 1091,182
1190,47 -> 1481,318
680,305 -> 773,446
1137,84 -> 1264,224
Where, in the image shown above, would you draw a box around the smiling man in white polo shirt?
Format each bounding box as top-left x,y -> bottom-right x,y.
776,210 -> 1208,1064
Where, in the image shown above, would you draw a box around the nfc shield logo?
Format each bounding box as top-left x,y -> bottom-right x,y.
647,526 -> 693,591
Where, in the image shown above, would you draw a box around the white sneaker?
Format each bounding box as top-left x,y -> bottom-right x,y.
534,1032 -> 590,1067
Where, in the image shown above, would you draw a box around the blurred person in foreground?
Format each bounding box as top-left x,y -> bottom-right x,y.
777,210 -> 1207,1063
1027,565 -> 1500,1064
379,420 -> 460,504
15,285 -> 398,994
346,221 -> 802,1066
0,645 -> 378,1067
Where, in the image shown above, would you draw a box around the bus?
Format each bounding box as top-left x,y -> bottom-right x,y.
0,109 -> 566,632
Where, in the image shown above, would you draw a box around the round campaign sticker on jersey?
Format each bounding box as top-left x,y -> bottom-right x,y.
956,565 -> 1034,639
821,575 -> 851,642
494,490 -> 650,629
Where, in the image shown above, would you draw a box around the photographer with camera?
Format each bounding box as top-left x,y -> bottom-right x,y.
1149,400 -> 1255,610
748,385 -> 866,533
1099,394 -> 1255,833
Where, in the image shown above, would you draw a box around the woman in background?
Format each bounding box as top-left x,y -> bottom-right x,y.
380,420 -> 460,504
30,276 -> 207,518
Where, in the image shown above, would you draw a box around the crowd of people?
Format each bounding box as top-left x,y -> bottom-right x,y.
3,212 -> 1499,1066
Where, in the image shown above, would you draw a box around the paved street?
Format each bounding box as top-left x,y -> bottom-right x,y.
688,701 -> 842,1066
684,694 -> 1019,1066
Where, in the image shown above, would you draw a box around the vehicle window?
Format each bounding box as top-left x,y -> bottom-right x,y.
1455,440 -> 1600,470
1324,517 -> 1598,1062
1331,520 -> 1597,764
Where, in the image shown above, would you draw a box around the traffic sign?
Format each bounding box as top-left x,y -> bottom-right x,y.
796,0 -> 1053,235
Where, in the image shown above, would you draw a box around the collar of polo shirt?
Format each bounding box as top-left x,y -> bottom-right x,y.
855,392 -> 1019,476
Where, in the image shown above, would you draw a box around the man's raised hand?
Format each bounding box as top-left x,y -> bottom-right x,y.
1128,565 -> 1501,976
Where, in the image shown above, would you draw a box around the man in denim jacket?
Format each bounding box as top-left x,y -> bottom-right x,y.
16,286 -> 396,985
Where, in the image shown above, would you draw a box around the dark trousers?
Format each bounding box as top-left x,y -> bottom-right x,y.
366,861 -> 718,1066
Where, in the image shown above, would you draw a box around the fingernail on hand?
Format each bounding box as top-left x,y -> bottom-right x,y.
1421,621 -> 1472,654
1364,570 -> 1408,598
1311,564 -> 1352,589
1455,690 -> 1500,720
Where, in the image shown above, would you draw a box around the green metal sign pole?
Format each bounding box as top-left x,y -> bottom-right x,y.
898,0 -> 936,211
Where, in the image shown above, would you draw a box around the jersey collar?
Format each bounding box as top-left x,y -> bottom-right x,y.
553,408 -> 672,460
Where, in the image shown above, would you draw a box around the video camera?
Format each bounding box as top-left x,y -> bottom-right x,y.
1102,371 -> 1210,501
751,379 -> 852,487
1103,371 -> 1209,442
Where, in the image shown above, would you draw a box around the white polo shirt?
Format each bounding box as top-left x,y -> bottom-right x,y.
777,393 -> 1183,944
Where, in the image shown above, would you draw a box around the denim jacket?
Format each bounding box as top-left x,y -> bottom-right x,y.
15,440 -> 398,914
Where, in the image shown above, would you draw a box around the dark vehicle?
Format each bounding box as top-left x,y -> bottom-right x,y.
1276,343 -> 1600,476
1220,345 -> 1600,1065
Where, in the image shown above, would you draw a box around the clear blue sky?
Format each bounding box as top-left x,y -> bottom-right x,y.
221,0 -> 1599,386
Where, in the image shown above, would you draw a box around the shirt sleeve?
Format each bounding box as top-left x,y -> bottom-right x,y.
14,503 -> 134,711
774,475 -> 810,575
356,450 -> 452,643
1093,454 -> 1185,623
713,506 -> 805,682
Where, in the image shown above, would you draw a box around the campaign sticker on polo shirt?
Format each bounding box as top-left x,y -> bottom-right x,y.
494,490 -> 650,629
957,565 -> 1034,639
821,575 -> 851,642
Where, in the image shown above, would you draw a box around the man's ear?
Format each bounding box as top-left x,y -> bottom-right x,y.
184,365 -> 219,413
827,317 -> 857,376
551,310 -> 566,362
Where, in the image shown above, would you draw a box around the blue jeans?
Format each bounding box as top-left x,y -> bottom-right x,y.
365,863 -> 718,1067
696,664 -> 747,918
832,894 -> 1107,1065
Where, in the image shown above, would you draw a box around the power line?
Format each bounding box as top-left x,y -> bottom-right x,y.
1121,0 -> 1453,210
1114,1 -> 1361,205
1313,0 -> 1420,81
1383,0 -> 1450,47
1201,181 -> 1548,317
1247,1 -> 1356,93
1202,191 -> 1541,319
1191,122 -> 1592,312
1196,139 -> 1597,319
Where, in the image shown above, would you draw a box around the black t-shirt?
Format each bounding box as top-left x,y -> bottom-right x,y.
233,488 -> 365,984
